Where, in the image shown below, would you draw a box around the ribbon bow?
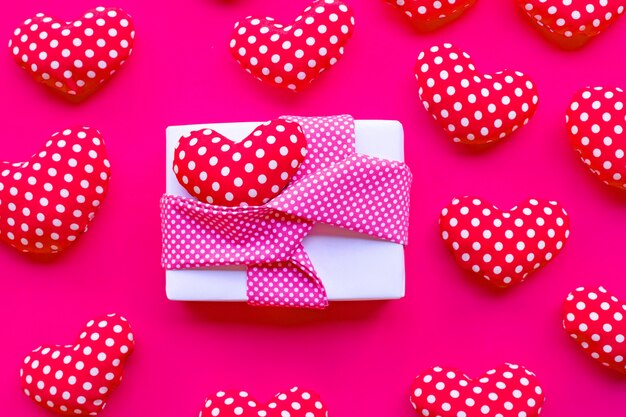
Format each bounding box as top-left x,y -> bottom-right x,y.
161,115 -> 412,309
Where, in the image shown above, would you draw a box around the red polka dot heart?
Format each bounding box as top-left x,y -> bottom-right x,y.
439,197 -> 570,289
200,387 -> 327,417
415,43 -> 539,145
384,0 -> 477,31
229,0 -> 355,92
20,314 -> 134,416
410,364 -> 545,417
9,6 -> 135,100
563,286 -> 626,375
0,127 -> 111,254
566,86 -> 626,191
517,0 -> 625,49
174,119 -> 307,207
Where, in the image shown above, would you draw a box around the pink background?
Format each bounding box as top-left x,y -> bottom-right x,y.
1,0 -> 626,416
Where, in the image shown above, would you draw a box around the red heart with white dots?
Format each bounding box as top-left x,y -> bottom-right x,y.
9,6 -> 135,100
563,286 -> 626,375
517,0 -> 625,49
200,387 -> 327,417
566,86 -> 626,191
384,0 -> 477,31
0,127 -> 111,254
229,0 -> 355,92
174,120 -> 307,207
410,364 -> 545,417
415,43 -> 539,145
20,314 -> 134,416
439,197 -> 570,288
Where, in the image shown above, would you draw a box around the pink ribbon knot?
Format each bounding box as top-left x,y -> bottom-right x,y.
161,115 -> 412,309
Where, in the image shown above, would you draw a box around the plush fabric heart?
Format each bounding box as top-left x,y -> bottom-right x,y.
229,0 -> 355,92
20,314 -> 134,416
9,6 -> 135,100
174,119 -> 307,207
384,0 -> 477,31
415,43 -> 539,145
200,387 -> 327,417
410,364 -> 545,417
517,0 -> 625,49
0,127 -> 111,254
566,86 -> 626,191
439,196 -> 570,288
563,286 -> 626,375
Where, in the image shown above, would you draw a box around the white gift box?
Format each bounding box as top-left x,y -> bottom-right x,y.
164,120 -> 406,302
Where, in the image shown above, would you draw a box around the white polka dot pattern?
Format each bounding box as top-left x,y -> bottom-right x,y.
0,127 -> 111,254
566,86 -> 626,190
415,43 -> 539,145
268,153 -> 411,242
160,195 -> 313,265
410,364 -> 545,417
563,286 -> 626,375
161,115 -> 412,308
272,115 -> 411,243
200,387 -> 328,417
173,119 -> 307,207
280,115 -> 355,181
439,197 -> 570,288
518,0 -> 625,49
384,0 -> 477,31
160,195 -> 324,307
20,314 -> 134,416
248,244 -> 328,308
8,7 -> 135,100
229,0 -> 355,92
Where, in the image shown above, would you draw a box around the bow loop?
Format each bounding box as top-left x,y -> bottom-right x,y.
247,244 -> 328,309
161,194 -> 313,267
268,154 -> 412,244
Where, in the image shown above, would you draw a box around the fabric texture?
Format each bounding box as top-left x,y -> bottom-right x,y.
384,0 -> 477,32
563,286 -> 626,375
415,43 -> 539,145
173,119 -> 307,206
200,387 -> 327,417
9,6 -> 135,100
410,364 -> 545,417
517,0 -> 625,49
0,127 -> 111,254
567,86 -> 626,190
439,196 -> 570,288
229,0 -> 355,92
20,314 -> 134,416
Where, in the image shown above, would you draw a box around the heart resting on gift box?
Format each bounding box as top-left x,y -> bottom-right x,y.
517,0 -> 625,49
0,127 -> 111,254
415,43 -> 539,145
563,286 -> 626,375
566,86 -> 626,191
229,0 -> 355,92
384,0 -> 477,31
9,6 -> 135,100
20,314 -> 134,416
174,119 -> 307,207
410,364 -> 545,417
200,387 -> 327,417
439,197 -> 570,288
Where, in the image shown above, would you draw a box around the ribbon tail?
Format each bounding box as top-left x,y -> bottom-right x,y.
246,244 -> 329,309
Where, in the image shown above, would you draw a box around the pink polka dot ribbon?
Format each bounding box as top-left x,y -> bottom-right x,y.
161,115 -> 412,309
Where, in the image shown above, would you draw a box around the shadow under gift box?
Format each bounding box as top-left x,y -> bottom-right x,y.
164,120 -> 406,302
